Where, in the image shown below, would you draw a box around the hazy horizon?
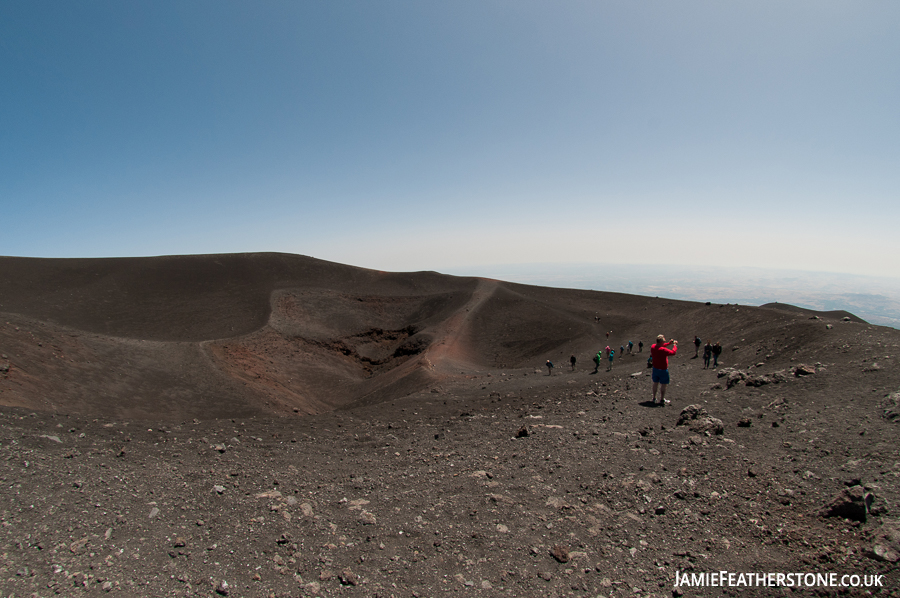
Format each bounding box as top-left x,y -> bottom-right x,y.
444,262 -> 900,330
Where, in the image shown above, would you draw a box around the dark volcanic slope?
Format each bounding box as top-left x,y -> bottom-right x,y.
0,252 -> 885,420
2,254 -> 900,596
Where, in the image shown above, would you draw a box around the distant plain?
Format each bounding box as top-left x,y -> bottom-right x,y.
447,263 -> 900,329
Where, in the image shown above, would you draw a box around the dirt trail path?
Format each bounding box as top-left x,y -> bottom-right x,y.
425,278 -> 498,370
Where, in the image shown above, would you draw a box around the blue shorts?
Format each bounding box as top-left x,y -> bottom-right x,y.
652,368 -> 670,384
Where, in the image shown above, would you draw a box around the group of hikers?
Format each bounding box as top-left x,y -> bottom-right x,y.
588,339 -> 641,373
692,335 -> 723,369
543,332 -> 723,407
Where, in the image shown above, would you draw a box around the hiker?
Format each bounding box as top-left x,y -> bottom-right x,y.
693,336 -> 702,358
703,341 -> 713,369
646,356 -> 653,368
638,340 -> 643,352
607,348 -> 615,371
650,334 -> 678,406
592,352 -> 601,373
712,342 -> 722,367
620,345 -> 625,358
546,360 -> 554,376
606,330 -> 611,340
570,354 -> 577,371
628,341 -> 634,354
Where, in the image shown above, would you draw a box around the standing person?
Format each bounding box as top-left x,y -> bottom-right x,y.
607,348 -> 615,371
712,342 -> 722,367
606,331 -> 611,340
638,340 -> 643,353
570,354 -> 577,371
703,341 -> 713,369
620,345 -> 625,358
650,335 -> 678,406
693,336 -> 702,358
546,360 -> 555,375
592,352 -> 601,373
628,341 -> 634,354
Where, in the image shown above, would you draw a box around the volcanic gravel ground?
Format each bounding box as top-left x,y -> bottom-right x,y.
2,346 -> 898,597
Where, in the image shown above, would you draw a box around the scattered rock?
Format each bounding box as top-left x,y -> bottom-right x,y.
726,371 -> 747,389
214,579 -> 229,595
820,485 -> 874,522
883,392 -> 900,422
550,545 -> 570,563
213,485 -> 226,494
676,405 -> 724,435
515,426 -> 529,438
339,568 -> 360,586
745,376 -> 771,387
793,364 -> 816,377
869,520 -> 900,562
737,417 -> 752,427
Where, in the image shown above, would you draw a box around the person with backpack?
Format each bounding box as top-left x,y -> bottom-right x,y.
607,348 -> 615,371
592,352 -> 601,373
693,336 -> 702,358
628,341 -> 634,353
703,341 -> 713,369
712,342 -> 722,367
650,334 -> 678,406
569,354 -> 577,371
638,340 -> 643,353
546,359 -> 554,376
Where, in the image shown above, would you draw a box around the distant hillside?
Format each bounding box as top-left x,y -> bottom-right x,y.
759,302 -> 867,323
0,253 -> 851,419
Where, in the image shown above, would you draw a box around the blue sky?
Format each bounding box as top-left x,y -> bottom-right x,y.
2,1 -> 898,277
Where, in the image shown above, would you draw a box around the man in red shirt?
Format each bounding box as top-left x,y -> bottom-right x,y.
650,334 -> 678,406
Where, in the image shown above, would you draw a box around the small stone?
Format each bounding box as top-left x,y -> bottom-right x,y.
213,485 -> 226,494
793,364 -> 816,376
516,426 -> 529,438
870,520 -> 900,562
550,545 -> 570,563
339,569 -> 359,586
214,580 -> 229,595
